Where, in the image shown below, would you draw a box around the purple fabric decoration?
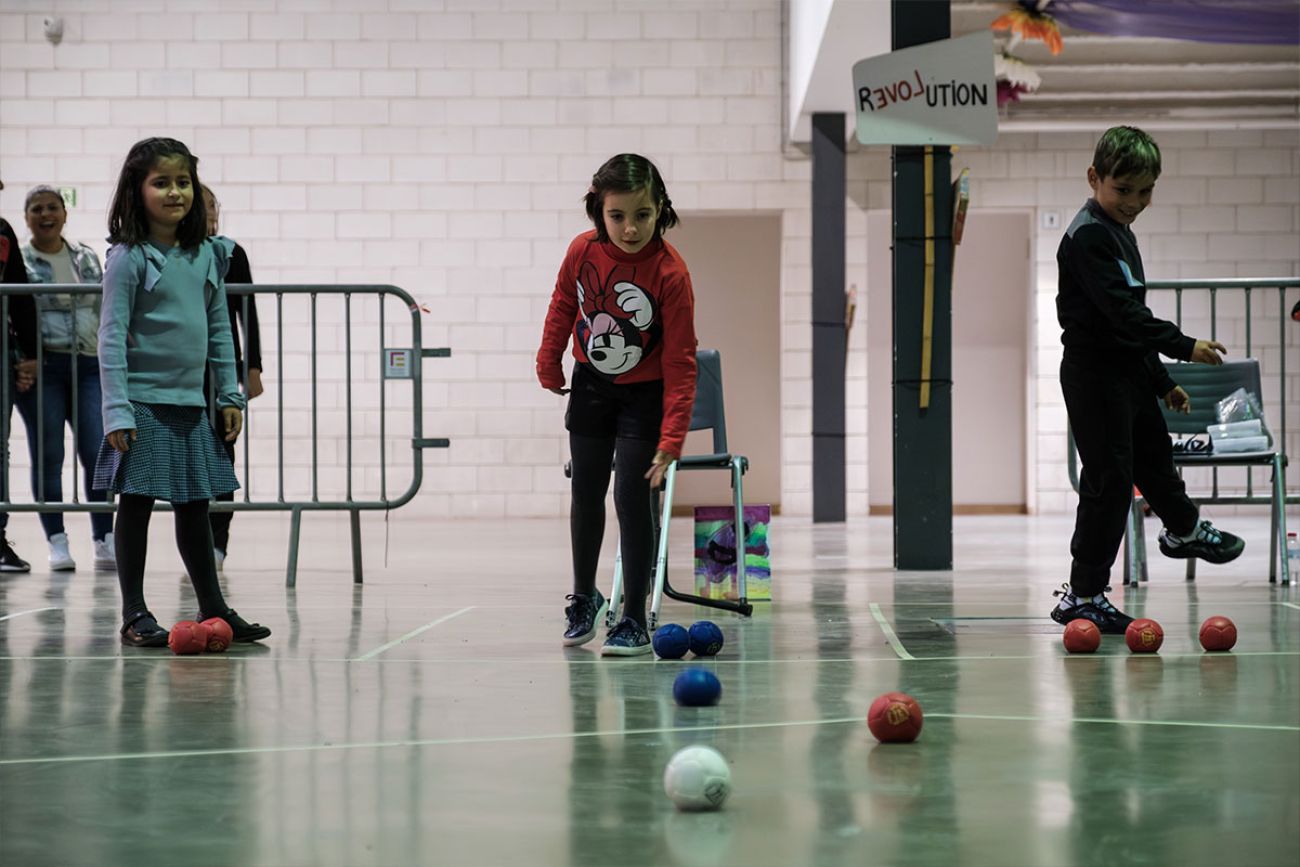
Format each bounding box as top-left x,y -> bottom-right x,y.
1045,0 -> 1300,45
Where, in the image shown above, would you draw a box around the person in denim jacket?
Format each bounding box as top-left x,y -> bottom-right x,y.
20,185 -> 114,572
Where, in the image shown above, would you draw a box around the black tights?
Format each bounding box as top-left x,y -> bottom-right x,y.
116,494 -> 228,621
569,433 -> 657,628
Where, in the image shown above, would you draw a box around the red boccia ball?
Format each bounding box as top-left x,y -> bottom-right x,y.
1062,619 -> 1101,654
203,618 -> 234,653
1199,615 -> 1237,652
1125,618 -> 1164,653
868,692 -> 924,743
168,620 -> 211,655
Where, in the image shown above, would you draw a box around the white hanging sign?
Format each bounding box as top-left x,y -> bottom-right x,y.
852,31 -> 998,146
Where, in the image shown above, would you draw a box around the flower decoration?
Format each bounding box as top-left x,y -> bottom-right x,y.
994,52 -> 1042,90
990,1 -> 1064,55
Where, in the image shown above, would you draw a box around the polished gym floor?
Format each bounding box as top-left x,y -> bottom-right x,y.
0,512 -> 1297,867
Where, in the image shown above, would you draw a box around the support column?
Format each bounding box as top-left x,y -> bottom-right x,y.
892,0 -> 953,568
811,112 -> 847,523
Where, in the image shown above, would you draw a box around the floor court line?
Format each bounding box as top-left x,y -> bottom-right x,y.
351,606 -> 476,661
869,602 -> 916,660
2,651 -> 1297,664
3,710 -> 1295,768
10,599 -> 1293,617
0,607 -> 59,622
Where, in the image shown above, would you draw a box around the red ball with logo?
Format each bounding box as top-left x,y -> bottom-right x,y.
203,617 -> 234,652
1062,619 -> 1101,653
868,692 -> 924,743
1125,618 -> 1164,653
1198,615 -> 1237,652
168,620 -> 211,655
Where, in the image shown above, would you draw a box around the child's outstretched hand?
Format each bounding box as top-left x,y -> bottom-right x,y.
222,407 -> 243,441
107,429 -> 136,453
1164,386 -> 1191,414
644,450 -> 675,489
1190,339 -> 1226,365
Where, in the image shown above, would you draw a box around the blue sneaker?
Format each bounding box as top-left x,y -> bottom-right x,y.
600,616 -> 652,657
563,591 -> 607,647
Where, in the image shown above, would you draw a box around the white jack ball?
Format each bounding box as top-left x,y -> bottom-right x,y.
663,745 -> 732,812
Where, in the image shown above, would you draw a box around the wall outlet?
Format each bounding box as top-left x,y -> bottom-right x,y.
1041,210 -> 1061,230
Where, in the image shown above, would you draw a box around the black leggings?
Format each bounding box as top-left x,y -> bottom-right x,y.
210,436 -> 236,553
1063,358 -> 1198,597
116,494 -> 229,621
569,433 -> 657,627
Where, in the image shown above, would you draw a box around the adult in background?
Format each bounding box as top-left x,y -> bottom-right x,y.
19,184 -> 114,571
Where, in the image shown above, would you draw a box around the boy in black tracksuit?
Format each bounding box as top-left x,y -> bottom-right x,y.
1051,126 -> 1244,634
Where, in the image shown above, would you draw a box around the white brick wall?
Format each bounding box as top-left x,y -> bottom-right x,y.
0,0 -> 1295,521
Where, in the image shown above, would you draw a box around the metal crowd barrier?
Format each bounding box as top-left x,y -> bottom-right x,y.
1068,277 -> 1298,507
1144,278 -> 1297,506
0,283 -> 447,586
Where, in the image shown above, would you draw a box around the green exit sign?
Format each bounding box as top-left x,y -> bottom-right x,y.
58,187 -> 76,207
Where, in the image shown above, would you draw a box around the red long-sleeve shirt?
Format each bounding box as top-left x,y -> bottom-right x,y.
537,231 -> 697,457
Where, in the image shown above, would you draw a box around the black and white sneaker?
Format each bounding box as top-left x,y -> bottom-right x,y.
1049,584 -> 1134,635
0,537 -> 30,572
1158,519 -> 1244,564
562,591 -> 608,647
600,616 -> 652,657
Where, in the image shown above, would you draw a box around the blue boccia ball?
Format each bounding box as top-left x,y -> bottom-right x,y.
673,668 -> 722,707
653,624 -> 691,659
688,621 -> 725,657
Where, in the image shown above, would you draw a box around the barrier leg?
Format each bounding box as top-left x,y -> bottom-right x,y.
1274,455 -> 1289,586
286,505 -> 302,588
350,509 -> 363,584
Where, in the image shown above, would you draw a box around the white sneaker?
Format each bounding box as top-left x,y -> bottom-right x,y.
215,549 -> 226,574
48,533 -> 76,571
93,533 -> 116,571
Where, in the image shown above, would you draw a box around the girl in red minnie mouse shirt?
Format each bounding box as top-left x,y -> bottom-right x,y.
537,153 -> 697,657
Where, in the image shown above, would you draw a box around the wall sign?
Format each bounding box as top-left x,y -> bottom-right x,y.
852,31 -> 998,146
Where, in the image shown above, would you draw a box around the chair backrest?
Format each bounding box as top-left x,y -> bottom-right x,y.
690,349 -> 728,454
1162,358 -> 1264,436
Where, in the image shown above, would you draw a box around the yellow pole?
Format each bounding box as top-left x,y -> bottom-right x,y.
920,146 -> 935,410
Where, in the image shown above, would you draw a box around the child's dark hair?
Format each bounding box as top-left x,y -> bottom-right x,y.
107,137 -> 207,248
1092,126 -> 1161,181
583,153 -> 679,243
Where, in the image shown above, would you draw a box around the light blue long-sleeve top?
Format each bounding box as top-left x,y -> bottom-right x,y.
98,235 -> 247,435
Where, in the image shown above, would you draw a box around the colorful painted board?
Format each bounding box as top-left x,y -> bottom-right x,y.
693,505 -> 771,601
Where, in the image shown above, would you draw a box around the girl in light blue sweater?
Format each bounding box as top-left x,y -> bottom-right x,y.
96,137 -> 270,647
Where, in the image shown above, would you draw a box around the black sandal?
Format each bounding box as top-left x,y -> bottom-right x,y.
120,611 -> 169,648
199,609 -> 271,643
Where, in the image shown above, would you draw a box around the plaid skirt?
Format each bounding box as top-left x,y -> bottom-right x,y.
93,402 -> 240,503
